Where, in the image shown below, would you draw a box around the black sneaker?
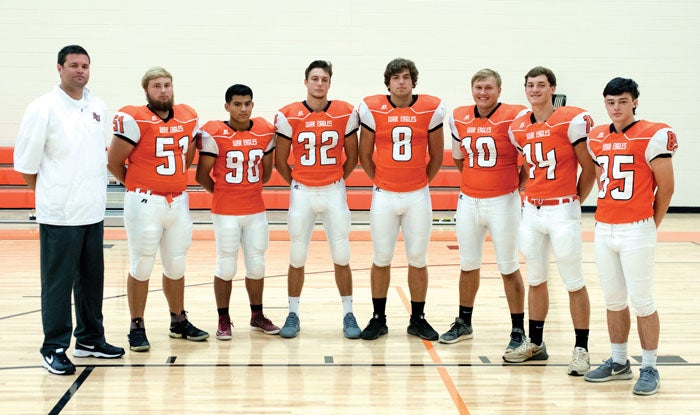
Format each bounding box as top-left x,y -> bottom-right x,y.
360,314 -> 388,340
169,319 -> 209,341
128,327 -> 151,352
407,314 -> 439,341
42,348 -> 76,375
73,341 -> 125,358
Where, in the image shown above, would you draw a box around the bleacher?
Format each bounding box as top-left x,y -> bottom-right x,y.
0,147 -> 461,224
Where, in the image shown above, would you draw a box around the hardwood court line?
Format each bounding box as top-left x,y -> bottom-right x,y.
396,286 -> 471,415
48,366 -> 94,415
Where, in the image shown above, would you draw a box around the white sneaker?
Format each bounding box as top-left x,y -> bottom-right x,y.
503,338 -> 549,363
567,347 -> 590,376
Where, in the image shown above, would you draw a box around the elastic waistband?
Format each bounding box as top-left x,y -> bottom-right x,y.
524,195 -> 579,207
127,187 -> 184,203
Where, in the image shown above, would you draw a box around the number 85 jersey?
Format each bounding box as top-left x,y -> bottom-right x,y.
113,104 -> 199,193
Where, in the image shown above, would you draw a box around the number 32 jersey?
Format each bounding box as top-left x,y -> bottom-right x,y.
587,120 -> 677,223
358,94 -> 446,192
275,100 -> 359,187
113,104 -> 199,193
199,118 -> 276,216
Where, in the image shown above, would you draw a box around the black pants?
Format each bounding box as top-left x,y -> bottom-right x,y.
39,221 -> 105,355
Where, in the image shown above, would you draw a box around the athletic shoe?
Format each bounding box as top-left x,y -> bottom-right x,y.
73,341 -> 125,358
250,313 -> 280,335
169,319 -> 209,341
216,315 -> 233,340
503,338 -> 549,363
567,347 -> 590,376
128,327 -> 151,352
633,367 -> 660,396
407,314 -> 439,341
343,312 -> 361,339
42,348 -> 76,375
584,358 -> 633,382
438,317 -> 473,344
360,314 -> 388,340
504,327 -> 526,356
279,312 -> 300,338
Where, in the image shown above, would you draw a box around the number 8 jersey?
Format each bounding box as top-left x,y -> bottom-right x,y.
358,94 -> 445,192
113,104 -> 199,193
275,100 -> 359,186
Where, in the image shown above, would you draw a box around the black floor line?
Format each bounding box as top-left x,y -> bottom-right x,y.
49,366 -> 93,415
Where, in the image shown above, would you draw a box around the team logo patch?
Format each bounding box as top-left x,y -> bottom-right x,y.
92,112 -> 101,122
381,104 -> 388,110
297,111 -> 304,116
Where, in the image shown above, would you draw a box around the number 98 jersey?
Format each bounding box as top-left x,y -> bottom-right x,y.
113,104 -> 199,193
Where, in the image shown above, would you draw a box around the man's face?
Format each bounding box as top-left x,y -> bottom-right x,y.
605,92 -> 637,125
304,68 -> 331,100
58,54 -> 90,90
145,76 -> 174,112
471,76 -> 501,112
388,68 -> 414,98
525,74 -> 555,106
225,95 -> 254,125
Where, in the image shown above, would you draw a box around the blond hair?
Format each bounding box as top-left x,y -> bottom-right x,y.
141,67 -> 172,90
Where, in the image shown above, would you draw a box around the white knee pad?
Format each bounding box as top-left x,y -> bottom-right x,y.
216,256 -> 237,281
329,241 -> 350,267
631,298 -> 657,317
373,250 -> 394,268
562,274 -> 586,292
406,252 -> 428,268
289,241 -> 309,268
163,255 -> 186,280
245,253 -> 265,280
527,273 -> 548,287
130,256 -> 155,281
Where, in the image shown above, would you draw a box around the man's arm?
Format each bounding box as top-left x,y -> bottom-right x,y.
261,151 -> 274,184
358,127 -> 376,180
426,126 -> 444,182
107,136 -> 135,185
274,136 -> 293,185
342,132 -> 359,180
574,141 -> 596,200
195,154 -> 216,193
453,158 -> 464,173
21,173 -> 37,190
650,157 -> 674,228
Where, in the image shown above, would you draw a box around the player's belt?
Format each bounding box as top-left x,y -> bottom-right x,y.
524,195 -> 580,207
128,187 -> 184,203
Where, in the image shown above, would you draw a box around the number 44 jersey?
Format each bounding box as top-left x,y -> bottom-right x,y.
113,104 -> 199,193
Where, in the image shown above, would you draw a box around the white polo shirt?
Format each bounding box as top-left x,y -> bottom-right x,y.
14,85 -> 110,226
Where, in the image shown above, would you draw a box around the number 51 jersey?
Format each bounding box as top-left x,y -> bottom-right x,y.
113,104 -> 199,193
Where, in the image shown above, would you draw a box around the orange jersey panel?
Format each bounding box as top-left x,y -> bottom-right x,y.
509,106 -> 593,199
450,103 -> 527,198
200,118 -> 276,216
114,104 -> 199,193
588,120 -> 677,223
275,100 -> 358,186
359,94 -> 445,192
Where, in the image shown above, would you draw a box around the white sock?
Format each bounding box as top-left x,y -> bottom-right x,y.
341,296 -> 353,316
288,297 -> 300,314
641,349 -> 657,369
611,343 -> 628,365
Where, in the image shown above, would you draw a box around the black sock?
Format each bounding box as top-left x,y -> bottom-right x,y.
459,306 -> 473,325
217,307 -> 229,317
130,318 -> 144,330
529,319 -> 545,346
372,298 -> 387,317
410,301 -> 426,320
574,329 -> 589,350
511,313 -> 525,332
250,304 -> 263,313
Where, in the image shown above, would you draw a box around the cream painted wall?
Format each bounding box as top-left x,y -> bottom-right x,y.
1,0 -> 697,206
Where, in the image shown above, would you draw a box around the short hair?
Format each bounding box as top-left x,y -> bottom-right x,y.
471,68 -> 502,88
141,67 -> 173,90
305,60 -> 333,80
384,58 -> 419,88
524,66 -> 556,87
225,84 -> 253,102
603,77 -> 640,100
57,45 -> 90,65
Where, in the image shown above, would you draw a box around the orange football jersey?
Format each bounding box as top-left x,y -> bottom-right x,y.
450,103 -> 527,198
199,118 -> 276,216
509,106 -> 593,199
588,120 -> 677,224
358,94 -> 446,192
275,100 -> 358,186
113,104 -> 199,193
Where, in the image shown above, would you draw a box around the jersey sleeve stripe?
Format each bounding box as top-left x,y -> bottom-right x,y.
360,122 -> 375,133
428,122 -> 443,133
114,133 -> 137,146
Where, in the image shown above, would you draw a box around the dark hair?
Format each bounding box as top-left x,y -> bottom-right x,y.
603,77 -> 640,100
57,45 -> 90,65
524,66 -> 556,87
225,84 -> 253,102
384,58 -> 418,88
305,60 -> 333,80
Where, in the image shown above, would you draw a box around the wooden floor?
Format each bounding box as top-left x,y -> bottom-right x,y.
1,213 -> 699,414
